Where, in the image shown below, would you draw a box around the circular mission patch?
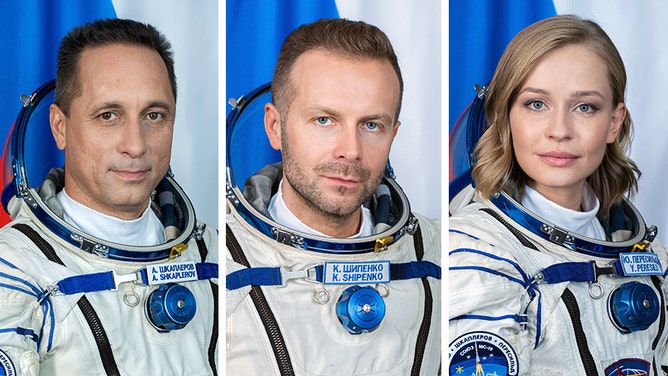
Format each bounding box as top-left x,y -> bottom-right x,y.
449,331 -> 518,376
0,349 -> 16,376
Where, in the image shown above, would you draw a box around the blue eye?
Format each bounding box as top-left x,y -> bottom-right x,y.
577,103 -> 597,113
316,117 -> 331,125
529,101 -> 544,110
364,122 -> 379,130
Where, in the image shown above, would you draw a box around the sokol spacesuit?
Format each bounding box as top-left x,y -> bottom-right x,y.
0,81 -> 219,375
449,185 -> 668,375
226,163 -> 440,375
225,84 -> 441,375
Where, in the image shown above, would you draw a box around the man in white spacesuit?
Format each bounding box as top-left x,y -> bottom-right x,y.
0,19 -> 218,375
225,18 -> 441,375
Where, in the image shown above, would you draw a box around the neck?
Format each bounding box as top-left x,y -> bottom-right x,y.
528,182 -> 584,212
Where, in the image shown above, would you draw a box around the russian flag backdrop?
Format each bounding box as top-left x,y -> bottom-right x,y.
8,2 -> 663,240
226,0 -> 442,221
451,0 -> 668,244
0,0 -> 218,227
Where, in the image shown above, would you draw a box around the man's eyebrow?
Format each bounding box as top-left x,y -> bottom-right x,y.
360,112 -> 394,124
91,102 -> 122,113
146,101 -> 174,110
304,107 -> 394,123
91,101 -> 174,113
304,106 -> 340,117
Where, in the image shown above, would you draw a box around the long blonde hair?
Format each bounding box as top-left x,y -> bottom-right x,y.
472,14 -> 639,216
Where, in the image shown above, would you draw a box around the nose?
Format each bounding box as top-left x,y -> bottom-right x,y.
333,123 -> 362,161
546,108 -> 573,141
118,118 -> 147,158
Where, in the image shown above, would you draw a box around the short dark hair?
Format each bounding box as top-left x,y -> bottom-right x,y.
55,18 -> 176,115
272,18 -> 403,120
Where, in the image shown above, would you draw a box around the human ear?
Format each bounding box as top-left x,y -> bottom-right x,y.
607,102 -> 625,143
392,120 -> 401,139
49,104 -> 67,150
264,103 -> 282,150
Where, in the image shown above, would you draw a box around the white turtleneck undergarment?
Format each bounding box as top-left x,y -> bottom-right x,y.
56,189 -> 165,246
521,184 -> 606,241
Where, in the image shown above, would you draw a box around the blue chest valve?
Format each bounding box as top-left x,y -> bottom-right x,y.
336,285 -> 386,334
146,283 -> 197,332
609,281 -> 660,333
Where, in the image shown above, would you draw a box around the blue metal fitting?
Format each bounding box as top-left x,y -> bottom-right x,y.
610,281 -> 659,333
146,283 -> 197,332
336,285 -> 385,334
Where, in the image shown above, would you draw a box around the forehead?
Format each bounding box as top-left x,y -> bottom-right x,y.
78,44 -> 169,83
75,44 -> 173,101
523,44 -> 610,92
288,49 -> 400,112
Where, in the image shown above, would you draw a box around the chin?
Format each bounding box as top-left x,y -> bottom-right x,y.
323,201 -> 362,217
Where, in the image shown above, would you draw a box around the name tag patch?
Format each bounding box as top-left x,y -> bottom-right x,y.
147,261 -> 198,285
620,252 -> 663,276
323,261 -> 390,284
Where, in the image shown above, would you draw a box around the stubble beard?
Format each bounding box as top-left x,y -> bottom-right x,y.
282,143 -> 383,222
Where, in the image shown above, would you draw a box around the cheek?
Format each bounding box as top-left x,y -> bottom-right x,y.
288,131 -> 320,156
508,125 -> 524,154
364,139 -> 393,168
149,131 -> 174,154
590,134 -> 610,160
66,138 -> 95,164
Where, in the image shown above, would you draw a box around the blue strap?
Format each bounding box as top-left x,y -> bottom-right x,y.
226,267 -> 281,290
54,262 -> 218,296
539,262 -> 596,284
0,327 -> 38,343
538,260 -> 623,284
390,261 -> 442,280
313,261 -> 441,282
196,262 -> 219,280
226,261 -> 441,290
57,271 -> 115,295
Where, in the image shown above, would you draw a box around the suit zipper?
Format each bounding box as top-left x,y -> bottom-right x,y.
561,288 -> 598,375
226,225 -> 295,375
196,235 -> 219,376
13,223 -> 121,376
410,225 -> 433,376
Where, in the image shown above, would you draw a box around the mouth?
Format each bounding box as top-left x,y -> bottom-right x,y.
323,175 -> 361,188
112,169 -> 149,181
538,151 -> 579,167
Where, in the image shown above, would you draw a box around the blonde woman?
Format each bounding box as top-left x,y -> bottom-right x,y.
449,15 -> 668,375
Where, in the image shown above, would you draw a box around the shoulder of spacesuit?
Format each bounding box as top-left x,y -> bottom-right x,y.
411,212 -> 440,259
449,200 -> 534,300
193,220 -> 218,264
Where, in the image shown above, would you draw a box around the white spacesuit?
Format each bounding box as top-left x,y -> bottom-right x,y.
225,161 -> 441,376
449,186 -> 668,376
0,81 -> 219,376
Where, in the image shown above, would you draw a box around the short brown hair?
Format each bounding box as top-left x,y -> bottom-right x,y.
272,18 -> 403,120
472,14 -> 639,216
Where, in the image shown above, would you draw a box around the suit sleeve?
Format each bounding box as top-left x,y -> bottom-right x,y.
448,225 -> 537,375
0,248 -> 44,375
